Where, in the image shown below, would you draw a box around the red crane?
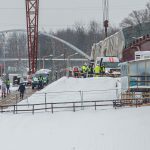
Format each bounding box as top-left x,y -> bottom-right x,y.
25,0 -> 39,74
103,0 -> 109,38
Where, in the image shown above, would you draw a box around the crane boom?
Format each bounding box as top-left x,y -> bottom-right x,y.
25,0 -> 39,74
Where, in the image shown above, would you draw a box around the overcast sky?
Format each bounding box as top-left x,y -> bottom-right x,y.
0,0 -> 149,32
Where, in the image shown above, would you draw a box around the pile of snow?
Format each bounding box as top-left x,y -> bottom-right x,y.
20,77 -> 121,105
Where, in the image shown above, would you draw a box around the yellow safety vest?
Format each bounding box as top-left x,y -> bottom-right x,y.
82,65 -> 87,73
94,65 -> 100,73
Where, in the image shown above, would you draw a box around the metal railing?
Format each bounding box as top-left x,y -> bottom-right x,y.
0,100 -> 114,114
0,87 -> 149,114
1,97 -> 149,114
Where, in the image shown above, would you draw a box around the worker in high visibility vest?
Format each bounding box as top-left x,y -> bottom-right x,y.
94,64 -> 100,77
81,63 -> 88,78
38,75 -> 43,89
5,78 -> 10,94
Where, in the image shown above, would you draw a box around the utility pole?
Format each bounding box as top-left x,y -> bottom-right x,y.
25,0 -> 39,74
103,0 -> 109,38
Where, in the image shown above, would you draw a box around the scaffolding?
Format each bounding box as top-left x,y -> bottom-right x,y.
120,58 -> 150,106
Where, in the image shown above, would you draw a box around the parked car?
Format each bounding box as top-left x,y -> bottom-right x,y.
32,72 -> 50,89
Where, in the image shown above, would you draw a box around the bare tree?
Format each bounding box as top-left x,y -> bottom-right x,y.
120,1 -> 150,27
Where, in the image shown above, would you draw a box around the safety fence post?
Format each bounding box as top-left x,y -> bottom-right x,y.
13,105 -> 16,114
16,94 -> 18,104
79,91 -> 84,110
45,93 -> 47,112
16,104 -> 18,114
1,106 -> 3,113
95,101 -> 97,110
32,105 -> 34,115
73,102 -> 75,112
51,103 -> 53,114
16,94 -> 18,114
113,100 -> 116,109
136,99 -> 137,108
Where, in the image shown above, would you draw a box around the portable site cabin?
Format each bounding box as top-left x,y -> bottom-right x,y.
135,51 -> 150,60
120,58 -> 150,101
9,74 -> 22,85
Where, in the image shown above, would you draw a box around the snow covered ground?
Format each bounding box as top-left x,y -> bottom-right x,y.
6,77 -> 120,112
0,107 -> 150,150
20,77 -> 121,104
0,76 -> 150,150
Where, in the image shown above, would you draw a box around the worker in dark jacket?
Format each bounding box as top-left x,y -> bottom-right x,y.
101,64 -> 106,75
18,83 -> 26,99
81,63 -> 88,78
88,64 -> 94,77
38,75 -> 43,89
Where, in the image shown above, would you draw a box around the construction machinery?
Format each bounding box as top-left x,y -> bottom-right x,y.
25,0 -> 39,74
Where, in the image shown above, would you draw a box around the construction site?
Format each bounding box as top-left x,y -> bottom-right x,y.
0,0 -> 149,109
0,0 -> 150,150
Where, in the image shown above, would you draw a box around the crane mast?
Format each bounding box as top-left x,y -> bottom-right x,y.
103,0 -> 109,38
25,0 -> 39,74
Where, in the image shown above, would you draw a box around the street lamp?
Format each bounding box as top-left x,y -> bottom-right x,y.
66,53 -> 78,77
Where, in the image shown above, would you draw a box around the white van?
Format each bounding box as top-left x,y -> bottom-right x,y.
95,57 -> 120,74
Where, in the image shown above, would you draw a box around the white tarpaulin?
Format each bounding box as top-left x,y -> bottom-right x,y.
91,30 -> 125,60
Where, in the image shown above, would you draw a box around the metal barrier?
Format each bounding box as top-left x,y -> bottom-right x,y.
1,87 -> 149,114
1,97 -> 149,114
0,100 -> 114,114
